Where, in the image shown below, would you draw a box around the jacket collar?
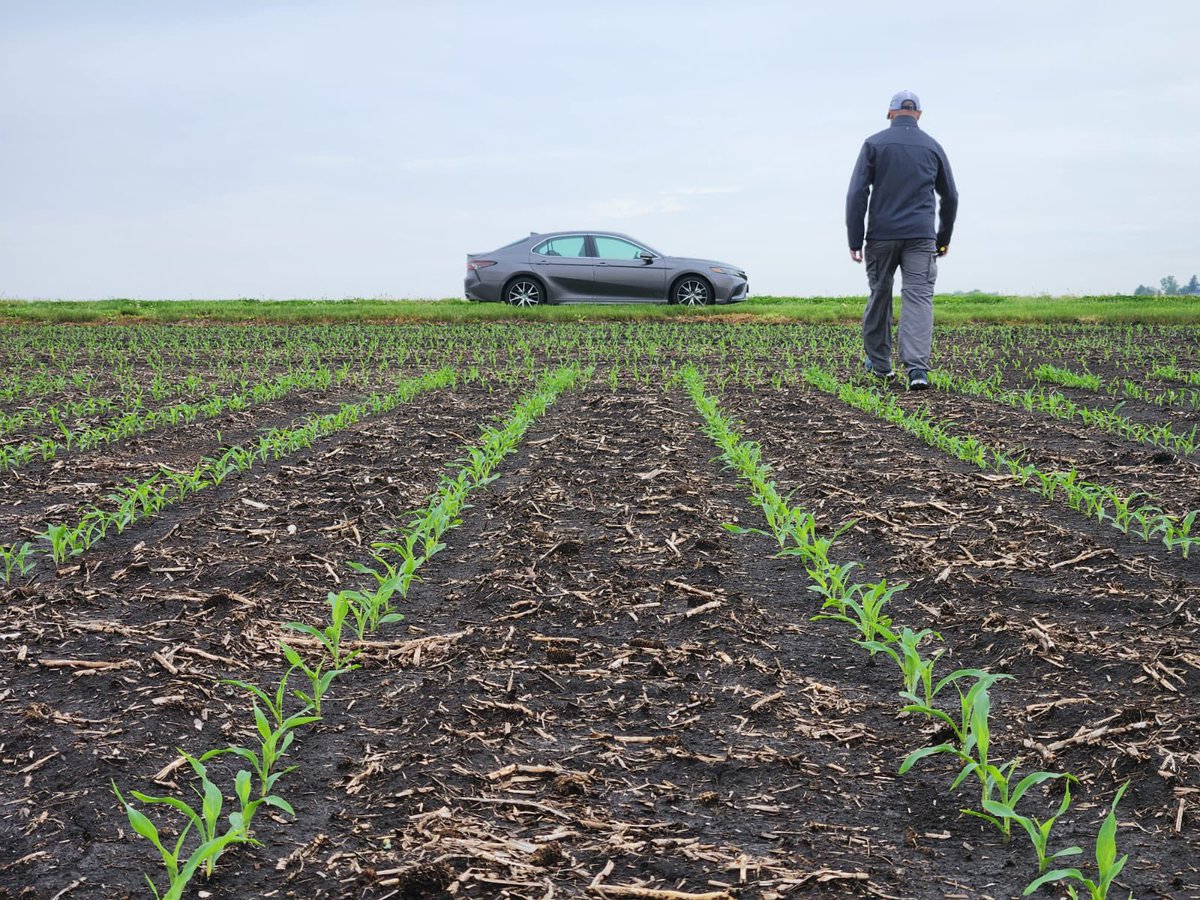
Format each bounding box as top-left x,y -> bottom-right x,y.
890,115 -> 920,129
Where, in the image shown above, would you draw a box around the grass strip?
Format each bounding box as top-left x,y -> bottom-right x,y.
3,294 -> 1200,325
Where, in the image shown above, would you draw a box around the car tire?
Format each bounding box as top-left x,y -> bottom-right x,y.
671,276 -> 713,307
503,277 -> 545,307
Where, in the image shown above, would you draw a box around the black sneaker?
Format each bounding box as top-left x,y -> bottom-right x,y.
908,370 -> 929,391
864,359 -> 897,384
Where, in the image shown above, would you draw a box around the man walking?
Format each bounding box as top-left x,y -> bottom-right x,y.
846,90 -> 958,390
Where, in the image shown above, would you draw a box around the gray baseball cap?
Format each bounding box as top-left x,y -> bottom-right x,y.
889,89 -> 921,111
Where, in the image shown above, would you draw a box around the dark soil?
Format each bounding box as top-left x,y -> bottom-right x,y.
1,337 -> 1198,899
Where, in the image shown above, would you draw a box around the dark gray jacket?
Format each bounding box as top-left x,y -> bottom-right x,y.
845,115 -> 958,251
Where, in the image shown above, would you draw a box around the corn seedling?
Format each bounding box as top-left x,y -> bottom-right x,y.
0,541 -> 35,582
279,641 -> 352,717
38,522 -> 83,565
984,776 -> 1081,874
859,626 -> 945,706
283,591 -> 363,669
805,560 -> 862,609
812,578 -> 904,649
1033,364 -> 1101,391
203,703 -> 318,816
1024,782 -> 1131,899
112,780 -> 249,900
899,670 -> 1012,774
222,667 -> 302,729
963,763 -> 1072,842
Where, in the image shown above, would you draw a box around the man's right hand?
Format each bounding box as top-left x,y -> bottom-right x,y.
850,249 -> 863,263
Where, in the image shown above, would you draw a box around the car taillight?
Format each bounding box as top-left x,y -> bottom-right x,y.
467,259 -> 497,271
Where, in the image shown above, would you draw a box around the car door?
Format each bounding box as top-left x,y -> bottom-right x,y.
530,235 -> 594,300
591,235 -> 667,302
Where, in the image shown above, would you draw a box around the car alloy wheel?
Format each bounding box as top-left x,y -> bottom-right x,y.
675,278 -> 712,306
505,279 -> 543,307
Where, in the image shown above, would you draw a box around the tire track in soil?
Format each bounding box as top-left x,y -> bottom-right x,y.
0,380 -> 390,541
722,385 -> 1200,897
243,383 -> 1055,900
0,385 -> 516,897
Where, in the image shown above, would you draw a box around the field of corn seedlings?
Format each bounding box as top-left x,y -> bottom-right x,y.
0,321 -> 1198,899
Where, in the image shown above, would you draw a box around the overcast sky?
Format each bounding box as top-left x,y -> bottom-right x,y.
2,0 -> 1198,300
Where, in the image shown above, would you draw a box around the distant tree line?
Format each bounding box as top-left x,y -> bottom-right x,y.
1134,275 -> 1200,296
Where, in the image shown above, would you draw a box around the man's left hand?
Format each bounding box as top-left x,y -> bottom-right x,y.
850,249 -> 863,263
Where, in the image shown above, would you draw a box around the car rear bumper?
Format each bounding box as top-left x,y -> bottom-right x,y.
464,271 -> 503,303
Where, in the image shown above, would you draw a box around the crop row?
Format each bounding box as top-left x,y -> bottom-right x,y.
681,365 -> 1134,899
933,369 -> 1198,455
0,368 -> 460,580
0,366 -> 350,475
110,366 -> 582,898
800,367 -> 1200,557
1032,362 -> 1200,412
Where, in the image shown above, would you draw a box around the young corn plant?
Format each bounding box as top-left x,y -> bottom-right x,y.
162,751 -> 236,878
804,559 -> 862,611
898,670 -> 1012,775
963,762 -> 1072,842
812,578 -> 904,649
283,592 -> 362,671
221,667 -> 302,729
38,522 -> 84,565
859,626 -> 945,707
1,541 -> 36,582
1024,783 -> 1131,899
279,641 -> 350,718
202,704 -> 318,825
112,780 -> 249,900
985,776 -> 1082,874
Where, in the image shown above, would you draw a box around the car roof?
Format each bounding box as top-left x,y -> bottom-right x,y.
527,231 -> 639,242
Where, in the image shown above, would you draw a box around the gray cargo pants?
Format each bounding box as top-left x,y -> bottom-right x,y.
862,238 -> 938,376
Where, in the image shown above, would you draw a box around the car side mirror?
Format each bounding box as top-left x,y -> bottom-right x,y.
638,251 -> 655,263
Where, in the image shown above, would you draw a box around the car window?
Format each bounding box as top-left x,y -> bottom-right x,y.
533,236 -> 587,258
593,236 -> 646,260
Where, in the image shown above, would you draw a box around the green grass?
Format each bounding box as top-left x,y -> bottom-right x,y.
2,294 -> 1199,325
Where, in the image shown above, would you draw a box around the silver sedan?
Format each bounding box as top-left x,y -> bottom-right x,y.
465,231 -> 748,306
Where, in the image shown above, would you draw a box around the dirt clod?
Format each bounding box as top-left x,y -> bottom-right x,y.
530,841 -> 566,867
394,861 -> 455,897
551,773 -> 589,796
545,644 -> 577,664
